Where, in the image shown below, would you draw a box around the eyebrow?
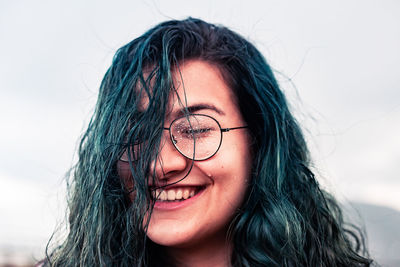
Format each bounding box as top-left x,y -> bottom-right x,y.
173,103 -> 225,117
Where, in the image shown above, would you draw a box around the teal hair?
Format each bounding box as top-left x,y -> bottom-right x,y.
45,18 -> 373,266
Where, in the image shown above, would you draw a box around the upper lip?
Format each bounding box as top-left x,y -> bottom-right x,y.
148,183 -> 207,190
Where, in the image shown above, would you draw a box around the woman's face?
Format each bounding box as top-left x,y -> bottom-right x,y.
119,60 -> 252,249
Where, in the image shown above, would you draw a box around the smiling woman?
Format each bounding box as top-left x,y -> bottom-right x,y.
128,61 -> 253,263
42,18 -> 373,266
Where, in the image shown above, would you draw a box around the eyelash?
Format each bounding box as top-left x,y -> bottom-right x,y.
180,127 -> 213,139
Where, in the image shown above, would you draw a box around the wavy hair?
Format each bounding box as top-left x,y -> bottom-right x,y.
45,17 -> 373,266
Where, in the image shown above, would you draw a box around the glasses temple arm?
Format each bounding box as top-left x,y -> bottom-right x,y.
221,126 -> 248,132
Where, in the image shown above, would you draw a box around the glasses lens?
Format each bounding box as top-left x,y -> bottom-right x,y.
119,144 -> 140,162
119,133 -> 146,162
170,115 -> 221,160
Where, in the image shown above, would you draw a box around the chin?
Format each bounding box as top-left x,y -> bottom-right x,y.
146,221 -> 197,248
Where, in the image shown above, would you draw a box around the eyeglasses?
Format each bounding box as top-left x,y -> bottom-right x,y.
119,114 -> 248,161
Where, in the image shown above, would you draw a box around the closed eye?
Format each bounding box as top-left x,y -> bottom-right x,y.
181,127 -> 215,139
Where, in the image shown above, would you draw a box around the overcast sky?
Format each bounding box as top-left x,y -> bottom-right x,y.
1,0 -> 399,256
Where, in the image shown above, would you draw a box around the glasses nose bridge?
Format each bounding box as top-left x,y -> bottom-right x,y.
162,126 -> 176,146
158,127 -> 182,158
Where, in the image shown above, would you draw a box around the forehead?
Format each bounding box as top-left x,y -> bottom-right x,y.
167,60 -> 238,118
137,60 -> 238,118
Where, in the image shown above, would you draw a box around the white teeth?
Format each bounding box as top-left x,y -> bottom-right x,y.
160,190 -> 167,201
176,189 -> 183,199
183,189 -> 190,199
155,189 -> 161,199
152,187 -> 199,201
167,190 -> 175,201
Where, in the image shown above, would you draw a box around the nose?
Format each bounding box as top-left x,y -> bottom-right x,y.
153,131 -> 189,181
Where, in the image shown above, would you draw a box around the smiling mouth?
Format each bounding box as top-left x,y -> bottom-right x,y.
150,186 -> 205,202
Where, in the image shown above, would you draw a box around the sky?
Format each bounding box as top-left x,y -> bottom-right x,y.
0,0 -> 399,259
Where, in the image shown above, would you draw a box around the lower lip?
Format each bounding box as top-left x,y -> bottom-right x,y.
153,187 -> 206,211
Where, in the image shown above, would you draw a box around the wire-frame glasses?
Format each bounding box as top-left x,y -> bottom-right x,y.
119,114 -> 248,162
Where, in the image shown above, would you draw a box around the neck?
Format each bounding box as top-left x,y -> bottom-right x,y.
165,232 -> 232,267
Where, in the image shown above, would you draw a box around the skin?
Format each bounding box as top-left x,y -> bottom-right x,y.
119,60 -> 252,266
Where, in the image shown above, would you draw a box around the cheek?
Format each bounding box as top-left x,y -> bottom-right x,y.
198,137 -> 252,186
117,161 -> 131,179
223,136 -> 252,173
117,162 -> 135,201
221,135 -> 253,194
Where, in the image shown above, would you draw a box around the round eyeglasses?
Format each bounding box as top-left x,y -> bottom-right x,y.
119,114 -> 248,161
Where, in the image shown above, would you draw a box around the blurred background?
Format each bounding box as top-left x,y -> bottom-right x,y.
1,0 -> 399,266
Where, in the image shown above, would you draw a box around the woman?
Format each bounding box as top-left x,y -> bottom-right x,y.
44,18 -> 373,266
